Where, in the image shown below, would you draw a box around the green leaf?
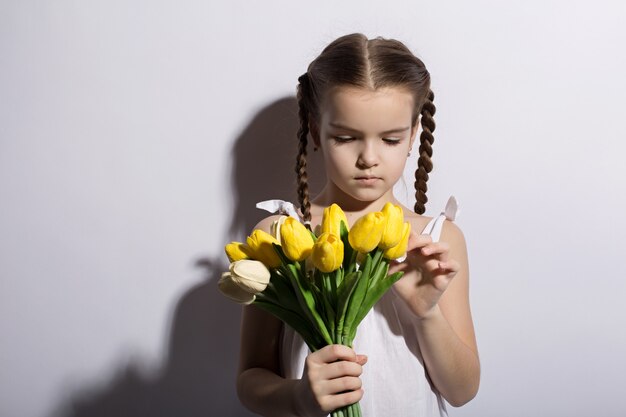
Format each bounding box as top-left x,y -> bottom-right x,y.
287,263 -> 333,345
340,221 -> 355,273
350,262 -> 390,329
254,299 -> 323,351
349,269 -> 405,341
272,242 -> 292,266
319,288 -> 336,342
335,270 -> 361,345
263,272 -> 302,315
341,260 -> 371,342
334,268 -> 343,289
336,271 -> 359,309
340,220 -> 349,241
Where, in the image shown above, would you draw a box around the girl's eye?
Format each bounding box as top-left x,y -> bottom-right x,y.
333,136 -> 355,143
383,138 -> 402,145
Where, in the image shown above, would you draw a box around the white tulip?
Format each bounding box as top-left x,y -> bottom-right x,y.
218,272 -> 256,305
230,259 -> 271,294
270,215 -> 288,244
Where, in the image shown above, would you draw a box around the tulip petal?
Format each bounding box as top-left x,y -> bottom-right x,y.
225,242 -> 251,262
270,216 -> 288,244
246,229 -> 282,268
312,233 -> 344,273
230,260 -> 271,293
379,203 -> 404,249
348,211 -> 385,253
280,217 -> 315,262
218,272 -> 256,304
383,222 -> 411,260
321,204 -> 349,237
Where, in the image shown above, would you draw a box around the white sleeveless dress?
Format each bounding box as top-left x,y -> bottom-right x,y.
258,197 -> 459,416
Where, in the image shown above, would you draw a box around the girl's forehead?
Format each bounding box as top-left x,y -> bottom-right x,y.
320,86 -> 414,127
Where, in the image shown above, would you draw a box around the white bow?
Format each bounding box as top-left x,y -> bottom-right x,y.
421,196 -> 460,242
256,199 -> 301,220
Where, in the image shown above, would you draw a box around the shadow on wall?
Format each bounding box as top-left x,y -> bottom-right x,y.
50,97 -> 326,417
229,96 -> 326,237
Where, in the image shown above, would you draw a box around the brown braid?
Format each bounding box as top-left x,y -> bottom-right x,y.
295,73 -> 312,227
414,90 -> 436,215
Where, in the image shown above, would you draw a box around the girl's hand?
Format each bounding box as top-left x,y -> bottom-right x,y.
294,344 -> 367,417
390,231 -> 461,319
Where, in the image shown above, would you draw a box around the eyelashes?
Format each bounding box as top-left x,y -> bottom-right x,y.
332,136 -> 355,143
382,138 -> 402,145
332,136 -> 402,145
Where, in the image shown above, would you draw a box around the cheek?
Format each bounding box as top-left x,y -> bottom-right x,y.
386,146 -> 410,173
323,147 -> 353,171
383,145 -> 409,161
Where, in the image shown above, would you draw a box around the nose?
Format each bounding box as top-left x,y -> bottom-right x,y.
356,139 -> 379,168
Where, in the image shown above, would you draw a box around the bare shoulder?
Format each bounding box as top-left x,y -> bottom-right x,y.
440,219 -> 467,247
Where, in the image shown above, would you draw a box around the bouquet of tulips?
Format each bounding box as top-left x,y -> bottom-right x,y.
219,202 -> 411,417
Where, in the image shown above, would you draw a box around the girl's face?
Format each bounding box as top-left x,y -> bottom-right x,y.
315,85 -> 418,209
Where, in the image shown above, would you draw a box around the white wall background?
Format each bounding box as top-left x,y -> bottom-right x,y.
2,1 -> 625,416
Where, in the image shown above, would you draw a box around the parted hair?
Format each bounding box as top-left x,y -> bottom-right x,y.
295,33 -> 436,223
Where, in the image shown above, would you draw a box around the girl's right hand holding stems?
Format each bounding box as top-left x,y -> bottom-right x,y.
295,345 -> 367,417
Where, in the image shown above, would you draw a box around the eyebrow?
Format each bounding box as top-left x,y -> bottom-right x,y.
329,122 -> 410,135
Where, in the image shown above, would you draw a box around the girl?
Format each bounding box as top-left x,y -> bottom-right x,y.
236,33 -> 480,416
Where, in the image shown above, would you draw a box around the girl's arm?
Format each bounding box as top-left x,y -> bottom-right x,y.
236,217 -> 366,417
237,305 -> 300,416
392,220 -> 480,406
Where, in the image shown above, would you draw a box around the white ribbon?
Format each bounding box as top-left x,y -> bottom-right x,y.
256,199 -> 302,220
421,196 -> 460,243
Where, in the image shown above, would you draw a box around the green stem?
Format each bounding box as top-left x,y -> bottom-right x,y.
284,264 -> 333,345
331,402 -> 361,417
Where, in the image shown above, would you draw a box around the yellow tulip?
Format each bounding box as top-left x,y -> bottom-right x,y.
383,222 -> 411,260
312,233 -> 344,273
246,229 -> 282,268
348,211 -> 385,253
321,203 -> 349,236
378,203 -> 404,250
224,241 -> 251,262
280,217 -> 315,262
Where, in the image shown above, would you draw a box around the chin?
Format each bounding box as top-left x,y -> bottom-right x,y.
344,188 -> 389,204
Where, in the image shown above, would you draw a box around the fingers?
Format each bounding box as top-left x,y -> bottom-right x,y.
420,241 -> 450,261
304,345 -> 366,412
306,345 -> 364,380
406,232 -> 432,252
317,387 -> 364,413
312,344 -> 357,364
406,238 -> 451,268
394,236 -> 455,278
324,374 -> 363,393
438,258 -> 460,274
421,243 -> 461,276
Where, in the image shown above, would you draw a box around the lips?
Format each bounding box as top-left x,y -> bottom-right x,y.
354,176 -> 380,185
